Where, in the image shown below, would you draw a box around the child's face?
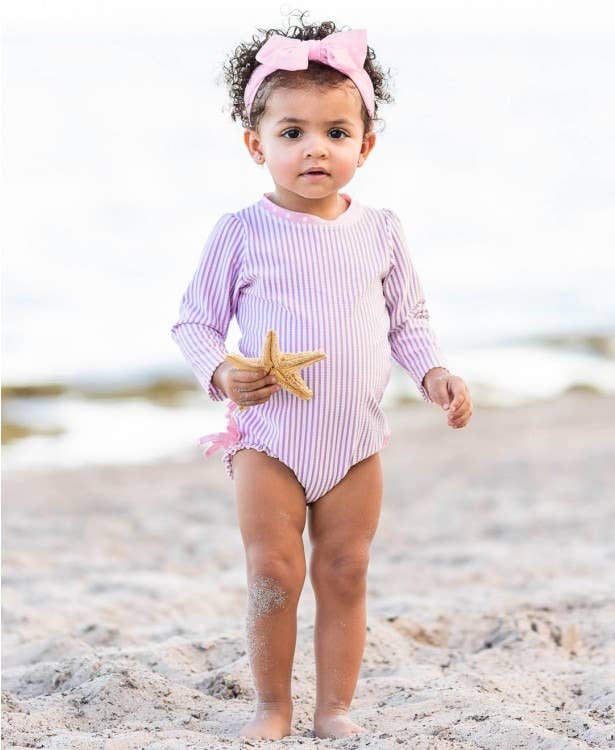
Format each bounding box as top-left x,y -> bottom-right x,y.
244,82 -> 376,210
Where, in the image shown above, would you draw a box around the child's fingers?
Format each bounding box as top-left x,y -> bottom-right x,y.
233,368 -> 274,387
235,382 -> 280,406
233,367 -> 266,381
253,372 -> 277,391
230,368 -> 279,405
448,402 -> 472,427
448,392 -> 466,412
262,382 -> 281,398
449,382 -> 471,409
449,405 -> 470,423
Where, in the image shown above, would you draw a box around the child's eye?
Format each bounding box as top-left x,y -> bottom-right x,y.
280,128 -> 348,140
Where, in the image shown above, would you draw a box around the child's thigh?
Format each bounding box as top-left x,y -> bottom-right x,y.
232,448 -> 307,560
307,452 -> 383,554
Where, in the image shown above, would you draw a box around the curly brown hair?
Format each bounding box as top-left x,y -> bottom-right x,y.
220,9 -> 394,136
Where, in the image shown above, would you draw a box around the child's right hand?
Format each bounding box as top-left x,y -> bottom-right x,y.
212,361 -> 280,407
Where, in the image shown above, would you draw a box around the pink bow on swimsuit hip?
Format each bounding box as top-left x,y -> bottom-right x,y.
198,400 -> 241,457
243,28 -> 375,122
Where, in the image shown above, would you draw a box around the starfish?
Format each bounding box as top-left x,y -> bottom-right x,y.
224,329 -> 327,410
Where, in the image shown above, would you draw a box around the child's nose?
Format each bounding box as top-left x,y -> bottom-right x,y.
303,138 -> 328,158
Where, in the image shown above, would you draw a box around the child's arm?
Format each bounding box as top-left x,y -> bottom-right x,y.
382,208 -> 449,403
170,213 -> 245,401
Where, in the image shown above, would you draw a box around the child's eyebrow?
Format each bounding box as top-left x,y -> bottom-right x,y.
275,117 -> 354,126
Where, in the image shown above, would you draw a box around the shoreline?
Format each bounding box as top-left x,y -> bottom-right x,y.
2,384 -> 613,459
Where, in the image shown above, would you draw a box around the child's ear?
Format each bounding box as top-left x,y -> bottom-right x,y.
243,128 -> 264,163
361,130 -> 377,159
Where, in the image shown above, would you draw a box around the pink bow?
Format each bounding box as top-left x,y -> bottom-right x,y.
244,29 -> 375,121
198,401 -> 241,457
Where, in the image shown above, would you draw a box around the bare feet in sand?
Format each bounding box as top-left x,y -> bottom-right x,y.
313,711 -> 367,739
238,704 -> 293,740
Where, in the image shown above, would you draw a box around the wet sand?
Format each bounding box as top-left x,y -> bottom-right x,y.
2,392 -> 614,749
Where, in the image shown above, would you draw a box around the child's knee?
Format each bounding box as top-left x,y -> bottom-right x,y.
245,573 -> 293,657
247,552 -> 306,604
309,549 -> 370,597
248,573 -> 289,616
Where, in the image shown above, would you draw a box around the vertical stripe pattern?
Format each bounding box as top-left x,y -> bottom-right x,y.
170,192 -> 448,504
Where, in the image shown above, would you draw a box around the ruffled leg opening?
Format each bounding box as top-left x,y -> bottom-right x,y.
223,442 -> 306,498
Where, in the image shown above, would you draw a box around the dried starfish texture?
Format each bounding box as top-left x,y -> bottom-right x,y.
224,329 -> 327,410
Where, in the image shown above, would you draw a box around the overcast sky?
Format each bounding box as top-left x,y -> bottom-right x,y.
2,0 -> 615,37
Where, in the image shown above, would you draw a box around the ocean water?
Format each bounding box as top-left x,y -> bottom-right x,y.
2,30 -> 614,471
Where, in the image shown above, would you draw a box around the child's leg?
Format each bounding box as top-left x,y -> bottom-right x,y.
307,452 -> 383,739
232,448 -> 308,740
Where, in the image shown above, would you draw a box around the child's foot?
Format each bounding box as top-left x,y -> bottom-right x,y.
313,710 -> 367,739
238,704 -> 293,740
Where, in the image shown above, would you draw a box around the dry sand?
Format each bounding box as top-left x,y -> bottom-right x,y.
2,392 -> 614,749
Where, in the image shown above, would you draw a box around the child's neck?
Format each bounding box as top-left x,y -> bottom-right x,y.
267,189 -> 349,221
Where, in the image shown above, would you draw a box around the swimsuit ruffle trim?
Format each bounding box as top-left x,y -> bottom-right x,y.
222,440 -> 292,481
198,401 -> 393,484
197,400 -> 241,457
197,400 -> 290,482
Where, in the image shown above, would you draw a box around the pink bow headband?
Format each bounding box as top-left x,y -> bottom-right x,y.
244,28 -> 375,123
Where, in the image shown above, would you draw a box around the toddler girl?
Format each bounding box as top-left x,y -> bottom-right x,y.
171,11 -> 472,741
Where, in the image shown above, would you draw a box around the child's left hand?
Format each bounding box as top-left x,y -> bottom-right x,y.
422,368 -> 473,429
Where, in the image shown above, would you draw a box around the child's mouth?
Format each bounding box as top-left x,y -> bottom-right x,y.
301,171 -> 329,179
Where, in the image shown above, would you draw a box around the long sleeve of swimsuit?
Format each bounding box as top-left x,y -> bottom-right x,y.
381,208 -> 449,402
170,212 -> 245,402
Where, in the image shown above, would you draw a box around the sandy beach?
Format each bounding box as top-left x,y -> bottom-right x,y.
2,391 -> 614,749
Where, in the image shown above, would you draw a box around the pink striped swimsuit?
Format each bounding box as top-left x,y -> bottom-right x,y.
170,191 -> 448,504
